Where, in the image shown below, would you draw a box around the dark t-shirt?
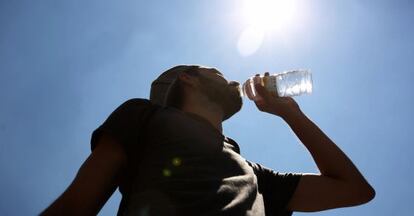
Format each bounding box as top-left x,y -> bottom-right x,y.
91,99 -> 301,216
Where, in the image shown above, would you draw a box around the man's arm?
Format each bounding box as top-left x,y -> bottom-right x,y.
254,84 -> 375,212
283,110 -> 375,211
40,133 -> 127,215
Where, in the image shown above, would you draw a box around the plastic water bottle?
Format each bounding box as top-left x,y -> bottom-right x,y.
242,69 -> 313,100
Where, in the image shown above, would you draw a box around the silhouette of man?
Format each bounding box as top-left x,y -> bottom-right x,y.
41,65 -> 375,215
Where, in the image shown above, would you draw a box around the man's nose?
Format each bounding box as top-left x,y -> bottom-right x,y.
229,81 -> 240,87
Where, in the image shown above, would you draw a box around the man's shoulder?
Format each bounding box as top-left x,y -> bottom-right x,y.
107,98 -> 162,122
117,98 -> 162,111
122,98 -> 152,106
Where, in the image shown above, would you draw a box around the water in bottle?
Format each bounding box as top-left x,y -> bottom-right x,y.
242,69 -> 313,100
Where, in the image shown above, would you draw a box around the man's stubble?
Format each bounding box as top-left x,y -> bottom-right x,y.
197,75 -> 243,121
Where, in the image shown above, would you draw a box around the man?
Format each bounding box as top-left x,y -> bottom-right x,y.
41,65 -> 375,215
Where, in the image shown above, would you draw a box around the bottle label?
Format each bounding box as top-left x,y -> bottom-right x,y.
264,76 -> 278,97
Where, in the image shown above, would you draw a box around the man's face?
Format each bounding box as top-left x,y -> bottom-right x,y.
196,68 -> 242,120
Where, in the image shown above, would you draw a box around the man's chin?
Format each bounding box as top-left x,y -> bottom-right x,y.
222,100 -> 242,121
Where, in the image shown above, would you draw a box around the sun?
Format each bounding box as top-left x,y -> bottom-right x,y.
237,0 -> 300,56
242,0 -> 298,33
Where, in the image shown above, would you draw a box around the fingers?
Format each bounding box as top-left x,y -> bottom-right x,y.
254,72 -> 281,99
254,83 -> 271,101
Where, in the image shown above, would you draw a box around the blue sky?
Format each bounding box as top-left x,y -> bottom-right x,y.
1,0 -> 413,215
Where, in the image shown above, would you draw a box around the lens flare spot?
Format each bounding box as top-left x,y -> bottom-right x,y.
162,169 -> 172,177
237,26 -> 265,57
172,157 -> 182,166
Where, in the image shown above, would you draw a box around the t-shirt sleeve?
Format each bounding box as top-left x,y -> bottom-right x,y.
248,161 -> 302,216
90,99 -> 154,157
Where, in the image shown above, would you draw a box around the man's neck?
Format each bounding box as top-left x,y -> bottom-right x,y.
181,101 -> 223,133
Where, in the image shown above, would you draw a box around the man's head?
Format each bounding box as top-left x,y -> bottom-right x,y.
150,65 -> 242,121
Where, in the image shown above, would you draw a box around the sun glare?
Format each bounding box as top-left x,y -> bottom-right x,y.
238,0 -> 300,56
243,0 -> 297,32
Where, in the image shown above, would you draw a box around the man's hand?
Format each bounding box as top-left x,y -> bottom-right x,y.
253,80 -> 375,212
253,83 -> 301,118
